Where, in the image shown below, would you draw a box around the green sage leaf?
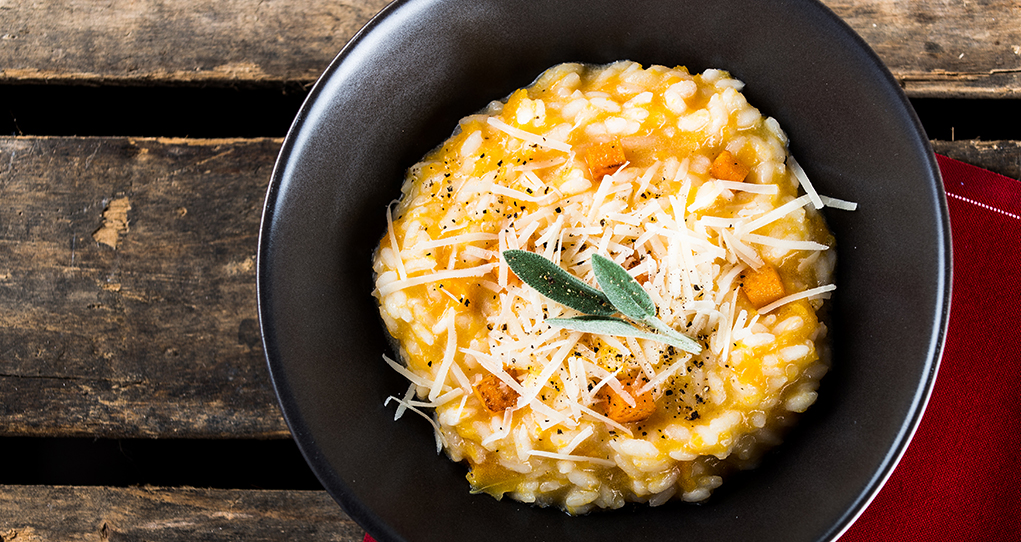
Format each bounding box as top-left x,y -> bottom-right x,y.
503,250 -> 615,316
591,253 -> 656,320
505,249 -> 702,354
547,316 -> 700,352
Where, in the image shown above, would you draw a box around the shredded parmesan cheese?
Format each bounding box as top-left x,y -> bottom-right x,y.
758,284 -> 837,313
487,117 -> 572,153
377,263 -> 499,295
821,195 -> 859,211
787,156 -> 824,210
527,450 -> 616,467
373,61 -> 848,514
386,203 -> 408,281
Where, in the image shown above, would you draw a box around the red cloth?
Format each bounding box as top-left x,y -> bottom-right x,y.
365,155 -> 1021,542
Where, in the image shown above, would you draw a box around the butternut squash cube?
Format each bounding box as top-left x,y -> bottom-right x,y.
599,380 -> 656,423
584,139 -> 627,180
474,372 -> 520,413
710,150 -> 751,182
742,264 -> 786,308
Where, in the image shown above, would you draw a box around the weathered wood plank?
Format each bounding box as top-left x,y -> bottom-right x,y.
0,136 -> 1015,439
0,486 -> 362,541
0,0 -> 391,86
0,0 -> 1018,97
830,0 -> 1021,97
0,136 -> 288,438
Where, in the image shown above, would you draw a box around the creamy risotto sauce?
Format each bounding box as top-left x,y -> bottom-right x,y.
372,61 -> 844,514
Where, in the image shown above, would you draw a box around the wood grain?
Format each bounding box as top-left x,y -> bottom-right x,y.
0,136 -> 288,438
0,485 -> 363,541
1,136 -> 1016,439
0,0 -> 1018,97
830,0 -> 1021,97
0,0 -> 391,86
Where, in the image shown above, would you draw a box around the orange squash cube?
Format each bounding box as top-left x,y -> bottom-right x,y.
741,264 -> 786,308
710,150 -> 751,182
474,372 -> 521,413
584,139 -> 627,180
599,380 -> 656,423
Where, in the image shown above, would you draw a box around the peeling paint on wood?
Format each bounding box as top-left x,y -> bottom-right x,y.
92,196 -> 131,249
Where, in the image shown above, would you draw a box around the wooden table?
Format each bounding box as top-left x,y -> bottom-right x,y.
1,1 -> 1018,539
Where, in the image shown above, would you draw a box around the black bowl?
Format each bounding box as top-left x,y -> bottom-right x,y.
258,1 -> 951,541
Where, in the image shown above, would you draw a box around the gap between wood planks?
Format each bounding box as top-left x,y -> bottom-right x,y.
0,437 -> 323,490
3,85 -> 1021,141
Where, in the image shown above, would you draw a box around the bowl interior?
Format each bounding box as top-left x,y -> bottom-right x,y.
258,1 -> 950,541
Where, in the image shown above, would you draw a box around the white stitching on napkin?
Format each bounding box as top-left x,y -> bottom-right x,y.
946,192 -> 1021,221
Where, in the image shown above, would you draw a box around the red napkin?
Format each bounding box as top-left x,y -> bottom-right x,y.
365,155 -> 1021,542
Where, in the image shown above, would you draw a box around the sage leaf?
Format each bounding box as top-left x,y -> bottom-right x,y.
591,253 -> 656,320
504,249 -> 616,316
547,316 -> 700,352
505,249 -> 702,355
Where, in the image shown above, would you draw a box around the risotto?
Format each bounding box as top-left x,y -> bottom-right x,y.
372,61 -> 850,514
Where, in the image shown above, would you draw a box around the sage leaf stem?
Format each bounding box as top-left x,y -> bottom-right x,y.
644,316 -> 703,353
547,316 -> 698,351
